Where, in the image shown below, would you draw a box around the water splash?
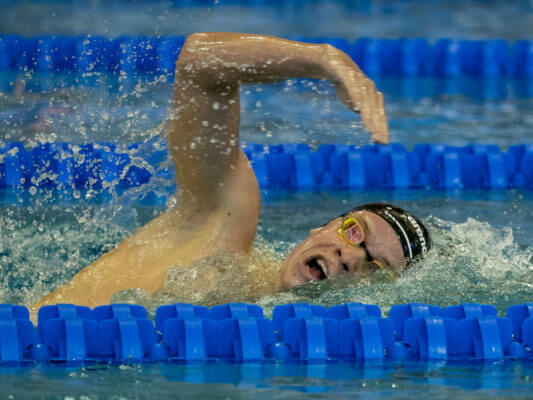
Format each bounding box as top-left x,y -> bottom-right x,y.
259,217 -> 533,317
109,216 -> 533,319
0,184 -> 531,318
0,204 -> 129,305
1,66 -> 531,317
111,237 -> 284,319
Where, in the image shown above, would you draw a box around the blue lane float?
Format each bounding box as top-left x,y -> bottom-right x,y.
0,302 -> 532,365
0,35 -> 532,79
1,142 -> 532,199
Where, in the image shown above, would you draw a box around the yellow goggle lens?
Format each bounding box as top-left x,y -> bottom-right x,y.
338,217 -> 365,245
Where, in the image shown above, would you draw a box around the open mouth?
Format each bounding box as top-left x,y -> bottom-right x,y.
306,257 -> 328,280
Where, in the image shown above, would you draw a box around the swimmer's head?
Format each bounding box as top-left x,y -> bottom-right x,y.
280,203 -> 430,290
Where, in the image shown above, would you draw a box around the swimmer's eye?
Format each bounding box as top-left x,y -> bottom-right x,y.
338,215 -> 383,273
338,216 -> 365,245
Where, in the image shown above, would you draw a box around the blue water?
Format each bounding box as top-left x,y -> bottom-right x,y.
2,75 -> 532,149
1,71 -> 532,393
0,0 -> 531,40
1,0 -> 533,398
0,361 -> 532,398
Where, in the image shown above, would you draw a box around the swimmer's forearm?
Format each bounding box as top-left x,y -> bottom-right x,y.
176,32 -> 387,143
176,32 -> 335,85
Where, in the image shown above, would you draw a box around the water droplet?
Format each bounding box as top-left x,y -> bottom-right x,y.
212,102 -> 220,110
29,186 -> 37,195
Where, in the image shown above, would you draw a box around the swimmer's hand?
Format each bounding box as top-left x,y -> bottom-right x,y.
323,45 -> 388,144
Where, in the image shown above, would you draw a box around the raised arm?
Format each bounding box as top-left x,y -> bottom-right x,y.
169,32 -> 388,211
28,33 -> 388,315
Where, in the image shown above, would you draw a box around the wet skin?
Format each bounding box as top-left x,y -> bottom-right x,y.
31,33 -> 389,314
281,211 -> 405,289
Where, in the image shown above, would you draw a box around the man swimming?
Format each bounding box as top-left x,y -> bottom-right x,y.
31,33 -> 430,312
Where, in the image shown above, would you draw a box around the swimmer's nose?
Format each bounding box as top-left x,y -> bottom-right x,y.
329,246 -> 365,276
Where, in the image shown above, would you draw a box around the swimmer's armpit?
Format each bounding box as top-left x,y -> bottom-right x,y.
176,32 -> 388,143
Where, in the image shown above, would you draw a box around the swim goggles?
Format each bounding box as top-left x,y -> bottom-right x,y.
337,215 -> 384,273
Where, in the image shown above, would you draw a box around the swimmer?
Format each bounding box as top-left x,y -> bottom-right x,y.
31,33 -> 430,313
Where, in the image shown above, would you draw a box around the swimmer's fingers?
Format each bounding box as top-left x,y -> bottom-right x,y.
345,76 -> 388,144
360,82 -> 388,144
326,47 -> 389,144
372,90 -> 388,144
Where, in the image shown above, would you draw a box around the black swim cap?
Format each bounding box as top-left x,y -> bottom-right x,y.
347,203 -> 430,262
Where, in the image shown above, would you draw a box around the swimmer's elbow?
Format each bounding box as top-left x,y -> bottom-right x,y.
179,33 -> 215,62
175,34 -> 213,81
183,32 -> 233,47
184,32 -> 214,44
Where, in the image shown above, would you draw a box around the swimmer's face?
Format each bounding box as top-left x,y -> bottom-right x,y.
280,210 -> 405,290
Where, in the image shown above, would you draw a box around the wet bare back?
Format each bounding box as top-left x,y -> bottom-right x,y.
31,33 -> 388,312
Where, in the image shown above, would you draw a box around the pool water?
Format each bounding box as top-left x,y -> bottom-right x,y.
1,0 -> 531,40
1,188 -> 532,312
1,75 -> 533,398
1,1 -> 533,398
1,360 -> 532,398
2,74 -> 532,148
1,66 -> 532,313
0,44 -> 532,400
1,72 -> 532,395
